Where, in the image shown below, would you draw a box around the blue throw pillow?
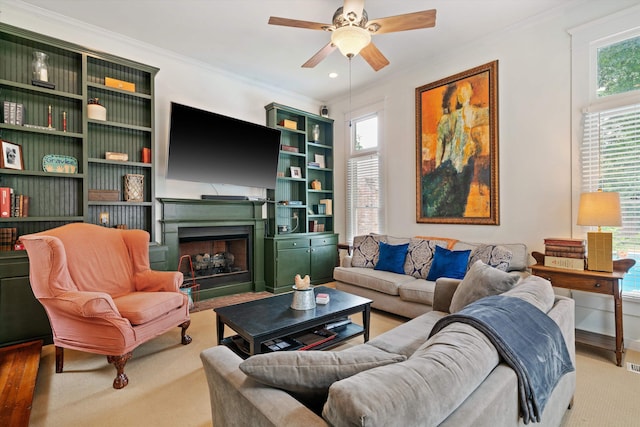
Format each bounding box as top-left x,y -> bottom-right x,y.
426,245 -> 471,281
374,242 -> 409,274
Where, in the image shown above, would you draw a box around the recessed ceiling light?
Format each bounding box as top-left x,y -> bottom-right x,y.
329,72 -> 338,79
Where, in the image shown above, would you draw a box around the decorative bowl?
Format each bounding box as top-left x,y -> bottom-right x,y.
43,154 -> 78,174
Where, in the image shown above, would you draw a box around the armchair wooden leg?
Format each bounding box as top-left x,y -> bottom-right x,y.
180,320 -> 192,345
55,346 -> 64,373
107,352 -> 132,389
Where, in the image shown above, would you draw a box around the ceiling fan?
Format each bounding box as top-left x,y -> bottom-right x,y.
268,0 -> 436,71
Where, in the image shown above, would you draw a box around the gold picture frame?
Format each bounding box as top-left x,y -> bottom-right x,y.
415,60 -> 499,225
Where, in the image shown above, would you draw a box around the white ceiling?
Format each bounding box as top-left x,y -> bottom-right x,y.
19,0 -> 578,101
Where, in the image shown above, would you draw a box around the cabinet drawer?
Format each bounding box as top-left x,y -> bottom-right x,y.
534,270 -> 614,295
311,235 -> 338,247
276,239 -> 309,250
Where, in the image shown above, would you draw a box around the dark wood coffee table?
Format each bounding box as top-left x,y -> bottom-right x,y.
214,286 -> 371,358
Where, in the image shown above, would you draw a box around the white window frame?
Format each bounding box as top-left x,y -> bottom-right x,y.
345,102 -> 385,243
570,5 -> 640,296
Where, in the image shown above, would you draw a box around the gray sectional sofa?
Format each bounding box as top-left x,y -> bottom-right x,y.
201,272 -> 576,426
334,234 -> 530,318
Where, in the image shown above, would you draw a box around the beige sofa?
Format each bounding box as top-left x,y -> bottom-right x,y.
334,234 -> 530,318
200,272 -> 575,426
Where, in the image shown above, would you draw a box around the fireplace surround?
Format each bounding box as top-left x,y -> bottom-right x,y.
159,198 -> 266,299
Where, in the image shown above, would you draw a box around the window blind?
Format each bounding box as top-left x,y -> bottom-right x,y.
581,103 -> 640,292
346,153 -> 382,243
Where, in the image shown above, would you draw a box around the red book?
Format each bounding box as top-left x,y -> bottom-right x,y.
0,187 -> 11,218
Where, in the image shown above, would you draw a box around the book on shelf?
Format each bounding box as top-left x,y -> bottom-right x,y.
0,187 -> 11,218
1,188 -> 29,218
543,238 -> 586,247
544,256 -> 585,270
545,244 -> 585,253
0,227 -> 17,251
545,250 -> 585,259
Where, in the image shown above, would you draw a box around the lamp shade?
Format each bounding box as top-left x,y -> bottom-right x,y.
577,191 -> 622,227
331,25 -> 371,57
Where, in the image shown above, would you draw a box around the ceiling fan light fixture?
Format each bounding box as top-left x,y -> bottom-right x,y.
331,25 -> 371,57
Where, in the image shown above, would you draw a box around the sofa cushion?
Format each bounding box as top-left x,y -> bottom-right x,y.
374,241 -> 409,274
366,311 -> 445,358
454,241 -> 528,272
323,322 -> 500,427
467,244 -> 513,271
398,279 -> 436,306
449,260 -> 520,313
238,347 -> 406,395
503,275 -> 555,313
426,246 -> 472,281
404,238 -> 448,279
351,234 -> 387,268
333,266 -> 415,296
113,292 -> 185,325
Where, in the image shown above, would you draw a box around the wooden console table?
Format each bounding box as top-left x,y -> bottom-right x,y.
531,251 -> 635,366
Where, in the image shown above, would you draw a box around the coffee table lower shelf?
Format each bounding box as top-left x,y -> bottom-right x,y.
223,323 -> 365,359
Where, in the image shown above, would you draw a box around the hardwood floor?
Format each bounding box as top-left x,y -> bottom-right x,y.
0,340 -> 43,427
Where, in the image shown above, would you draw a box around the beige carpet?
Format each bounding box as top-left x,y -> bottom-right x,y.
29,300 -> 639,427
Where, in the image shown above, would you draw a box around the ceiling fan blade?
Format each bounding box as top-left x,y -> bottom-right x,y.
302,42 -> 337,68
360,42 -> 390,72
367,9 -> 436,34
268,16 -> 329,31
343,0 -> 365,20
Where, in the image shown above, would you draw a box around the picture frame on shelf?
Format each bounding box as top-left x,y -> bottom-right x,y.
1,140 -> 24,170
290,166 -> 302,179
415,60 -> 499,225
314,154 -> 326,169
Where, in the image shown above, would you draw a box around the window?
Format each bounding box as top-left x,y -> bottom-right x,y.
346,108 -> 384,243
579,28 -> 640,294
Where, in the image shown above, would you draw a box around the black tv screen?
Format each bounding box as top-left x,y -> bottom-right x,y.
167,102 -> 281,189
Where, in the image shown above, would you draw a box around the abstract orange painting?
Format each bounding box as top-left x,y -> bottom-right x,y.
415,60 -> 499,225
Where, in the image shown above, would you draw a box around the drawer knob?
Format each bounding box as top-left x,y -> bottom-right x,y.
293,242 -> 297,246
594,283 -> 601,288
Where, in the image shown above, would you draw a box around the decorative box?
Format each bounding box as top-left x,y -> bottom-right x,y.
105,152 -> 128,161
88,190 -> 119,201
105,77 -> 135,92
278,119 -> 297,130
123,174 -> 144,202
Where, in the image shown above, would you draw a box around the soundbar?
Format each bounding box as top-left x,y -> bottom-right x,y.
201,195 -> 249,201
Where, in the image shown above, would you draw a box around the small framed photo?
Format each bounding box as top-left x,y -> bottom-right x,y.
314,154 -> 326,169
290,166 -> 302,179
1,140 -> 24,170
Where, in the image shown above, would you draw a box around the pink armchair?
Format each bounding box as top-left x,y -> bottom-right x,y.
20,223 -> 192,389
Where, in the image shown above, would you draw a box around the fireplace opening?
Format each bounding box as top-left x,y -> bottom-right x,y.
178,226 -> 252,291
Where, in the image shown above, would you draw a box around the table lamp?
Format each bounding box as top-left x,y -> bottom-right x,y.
577,190 -> 621,272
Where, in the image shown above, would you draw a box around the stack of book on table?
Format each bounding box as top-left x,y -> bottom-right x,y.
544,238 -> 586,270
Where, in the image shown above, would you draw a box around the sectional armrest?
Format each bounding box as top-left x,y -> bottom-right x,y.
432,278 -> 462,313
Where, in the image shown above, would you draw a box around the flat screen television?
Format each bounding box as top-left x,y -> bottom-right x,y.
167,102 -> 281,189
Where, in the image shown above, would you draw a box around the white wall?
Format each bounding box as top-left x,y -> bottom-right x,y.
327,0 -> 640,351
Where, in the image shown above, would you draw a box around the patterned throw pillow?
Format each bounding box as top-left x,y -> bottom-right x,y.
403,238 -> 448,279
468,244 -> 513,271
351,234 -> 387,268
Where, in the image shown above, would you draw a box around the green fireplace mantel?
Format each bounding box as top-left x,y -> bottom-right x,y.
158,198 -> 266,298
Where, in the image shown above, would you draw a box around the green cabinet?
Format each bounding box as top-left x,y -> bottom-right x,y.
0,252 -> 51,346
263,103 -> 338,293
265,234 -> 338,294
0,23 -> 157,240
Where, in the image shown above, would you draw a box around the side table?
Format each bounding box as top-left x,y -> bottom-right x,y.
530,251 -> 635,366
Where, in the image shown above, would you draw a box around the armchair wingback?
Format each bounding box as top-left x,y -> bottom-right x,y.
21,223 -> 192,389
